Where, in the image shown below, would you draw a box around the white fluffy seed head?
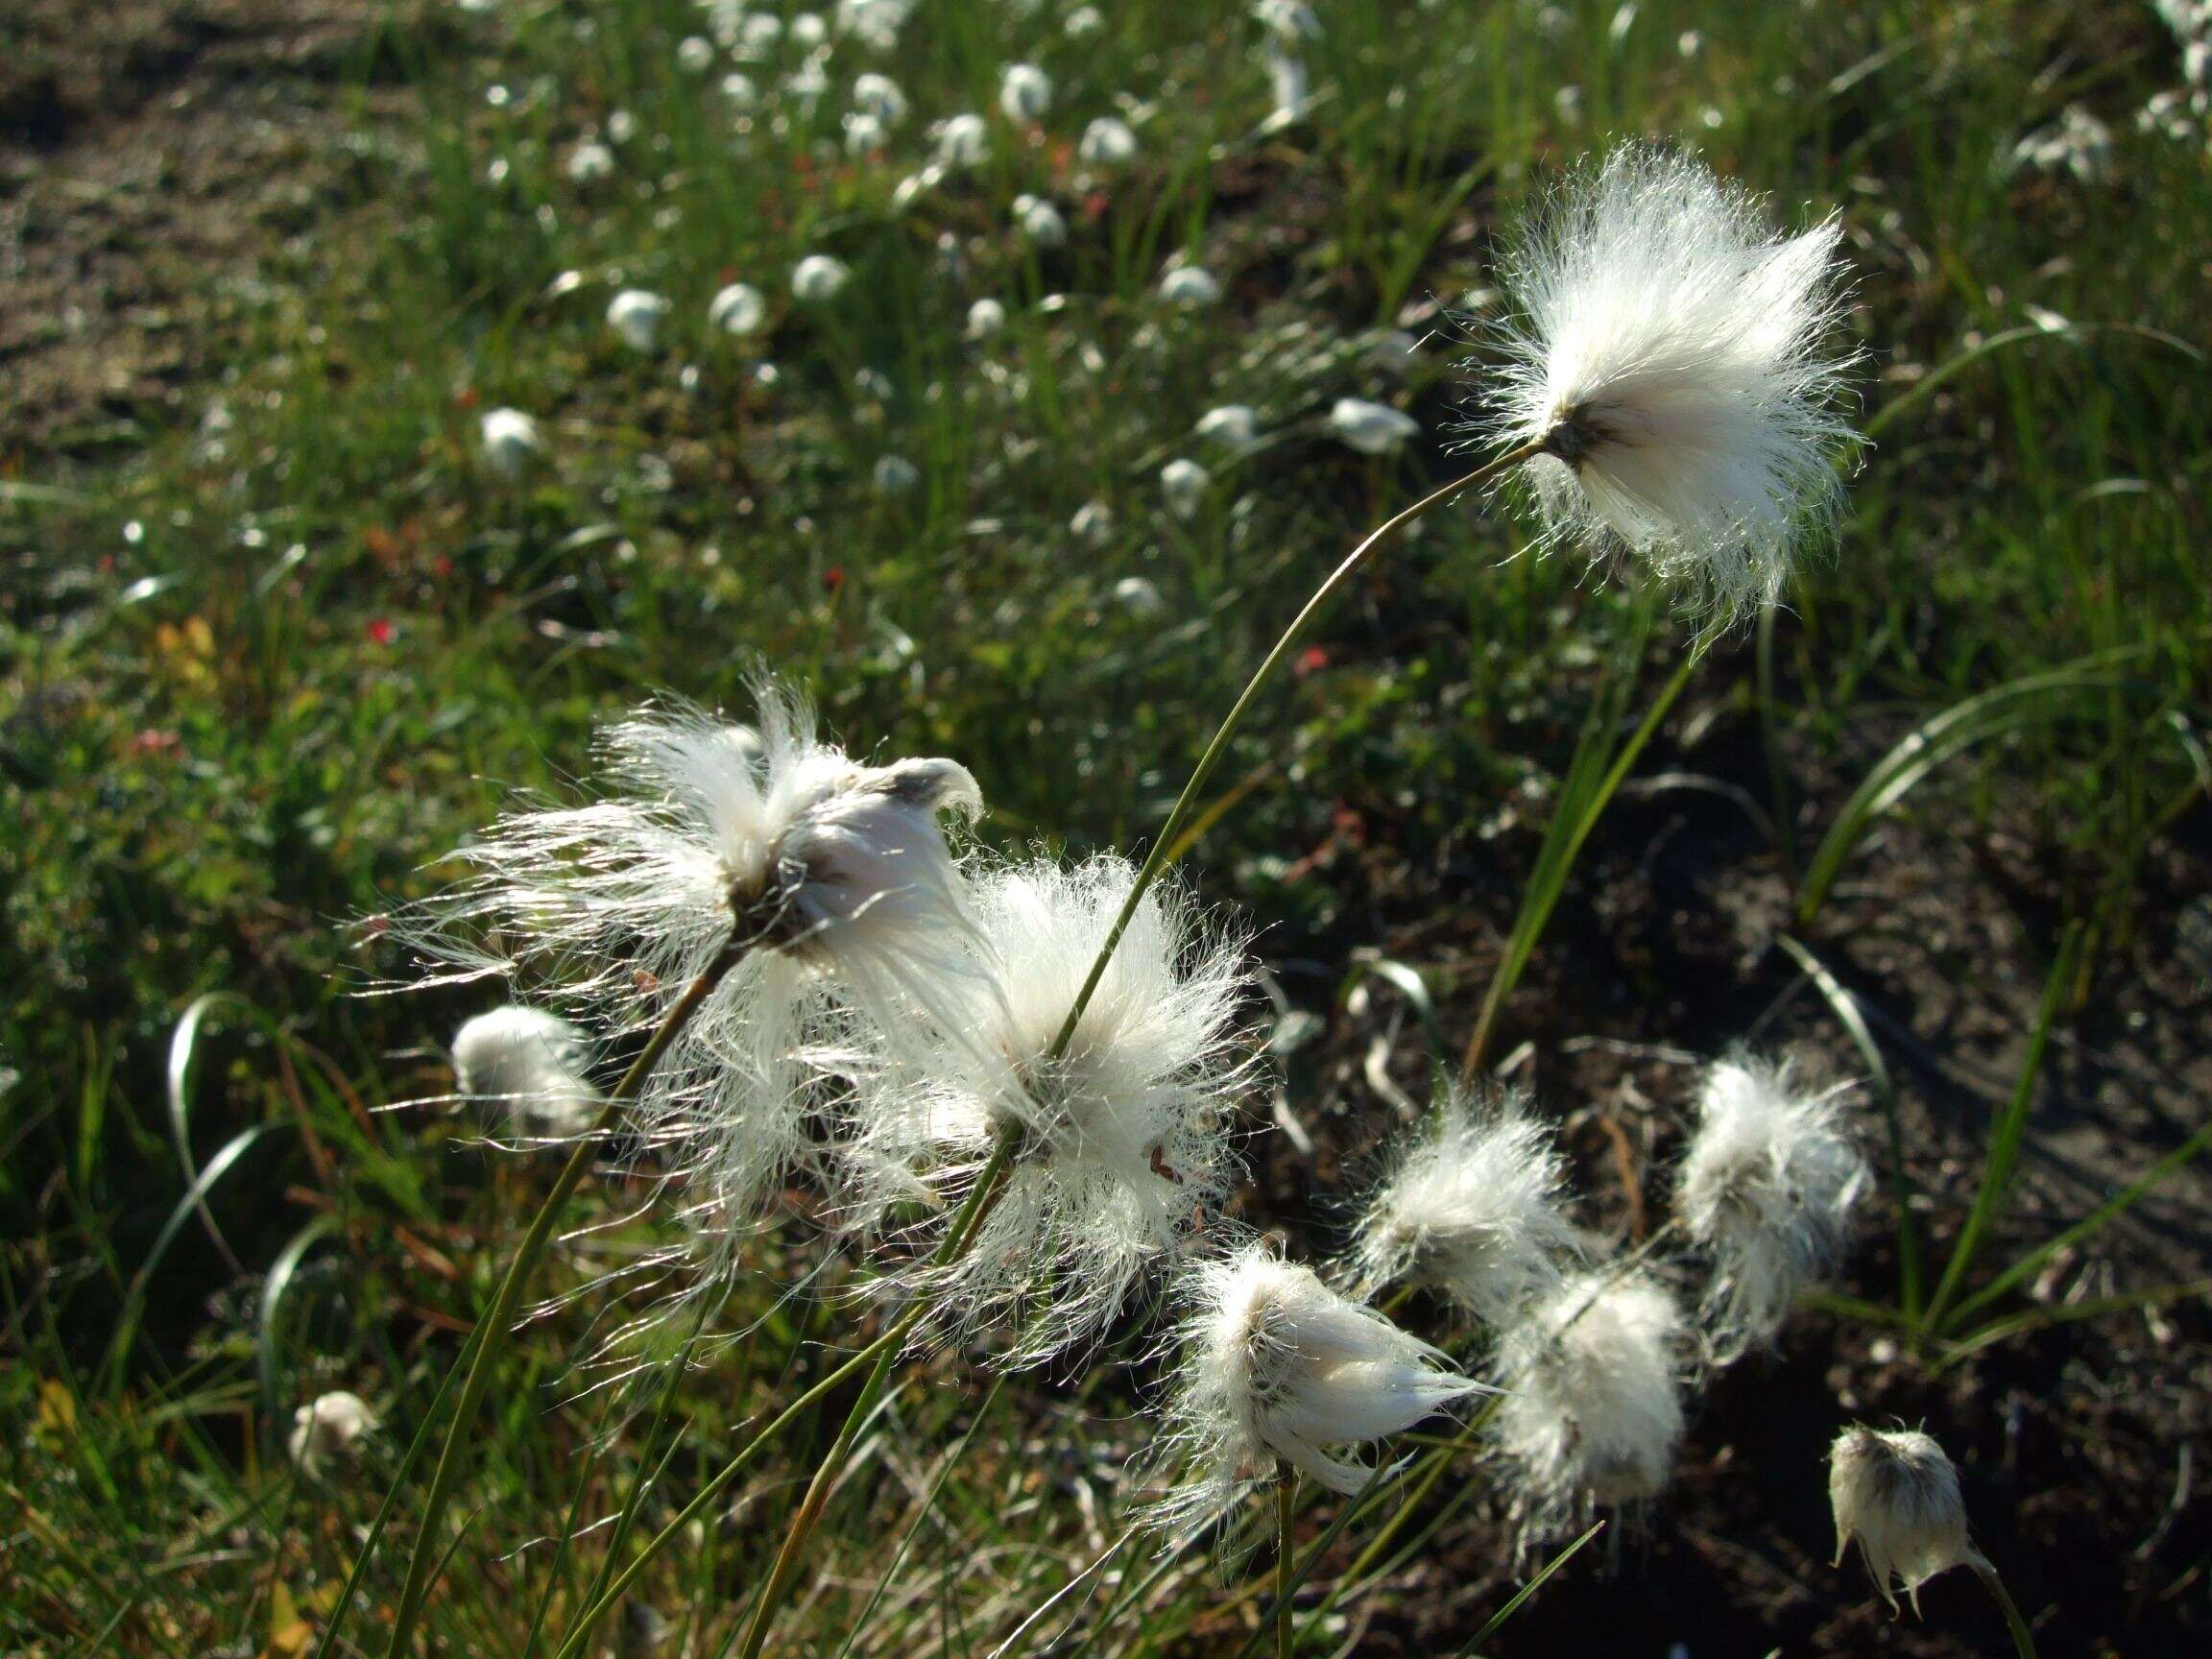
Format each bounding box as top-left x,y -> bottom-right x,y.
1829,1425 -> 1984,1614
1147,1241 -> 1484,1536
1479,144 -> 1861,619
452,1006 -> 600,1139
478,407 -> 542,477
998,62 -> 1052,123
1493,1269 -> 1688,1541
389,679 -> 983,1283
607,288 -> 670,352
845,855 -> 1253,1368
1078,114 -> 1139,167
1161,457 -> 1211,518
1350,1087 -> 1586,1325
289,1391 -> 375,1478
709,281 -> 767,335
1327,397 -> 1420,454
791,253 -> 851,301
1676,1053 -> 1867,1362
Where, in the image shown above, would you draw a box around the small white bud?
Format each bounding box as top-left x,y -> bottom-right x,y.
1327,397 -> 1420,454
852,71 -> 907,125
1157,264 -> 1221,307
1078,114 -> 1140,167
1160,457 -> 1211,519
872,454 -> 921,494
933,111 -> 990,168
565,140 -> 615,182
607,289 -> 670,352
478,408 -> 542,478
289,1391 -> 375,1478
708,282 -> 767,336
998,62 -> 1052,123
1194,403 -> 1260,451
966,297 -> 1007,340
791,254 -> 851,301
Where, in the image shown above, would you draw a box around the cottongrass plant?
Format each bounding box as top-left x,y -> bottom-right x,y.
1149,1240 -> 1486,1535
1477,143 -> 1861,616
846,855 -> 1253,1367
1351,1088 -> 1585,1325
1829,1425 -> 2038,1655
288,1390 -> 375,1479
451,1005 -> 600,1140
1675,1054 -> 1867,1360
373,679 -> 985,1655
1492,1268 -> 1689,1545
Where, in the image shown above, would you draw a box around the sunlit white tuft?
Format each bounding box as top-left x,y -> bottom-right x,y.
1493,1268 -> 1687,1540
845,855 -> 1252,1367
1481,144 -> 1860,616
1830,1425 -> 1985,1614
1676,1053 -> 1866,1361
607,289 -> 670,352
1147,1241 -> 1485,1535
1328,397 -> 1419,455
290,1391 -> 375,1478
1351,1088 -> 1585,1324
452,1006 -> 600,1139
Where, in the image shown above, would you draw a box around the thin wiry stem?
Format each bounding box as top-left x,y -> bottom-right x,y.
380,934 -> 751,1658
1975,1561 -> 2040,1659
1275,1463 -> 1296,1659
1046,445 -> 1548,1064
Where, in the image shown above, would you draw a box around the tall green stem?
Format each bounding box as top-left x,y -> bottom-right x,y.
1975,1560 -> 2040,1659
1046,445 -> 1546,1060
380,935 -> 750,1657
1274,1464 -> 1295,1659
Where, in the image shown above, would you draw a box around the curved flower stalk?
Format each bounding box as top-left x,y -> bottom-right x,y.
1146,1240 -> 1486,1539
451,1005 -> 601,1140
1492,1267 -> 1689,1545
1477,143 -> 1862,617
844,855 -> 1254,1367
398,684 -> 985,1272
1675,1053 -> 1867,1361
1350,1086 -> 1586,1325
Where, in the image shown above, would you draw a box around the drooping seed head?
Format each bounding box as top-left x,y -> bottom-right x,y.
1829,1424 -> 1985,1614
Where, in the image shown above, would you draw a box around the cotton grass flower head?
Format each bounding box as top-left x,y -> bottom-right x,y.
607,288 -> 670,352
1078,114 -> 1139,167
1479,144 -> 1860,618
1327,397 -> 1419,455
1194,403 -> 1260,451
478,407 -> 542,478
1160,457 -> 1211,519
389,680 -> 984,1289
1148,1240 -> 1484,1535
1158,263 -> 1222,307
1351,1087 -> 1585,1324
791,253 -> 851,301
1014,194 -> 1068,248
966,297 -> 1007,340
1493,1268 -> 1687,1540
452,1005 -> 599,1139
871,453 -> 921,495
289,1391 -> 375,1478
998,62 -> 1052,123
565,140 -> 615,182
708,281 -> 767,336
933,111 -> 990,168
1675,1053 -> 1866,1360
845,855 -> 1251,1366
852,71 -> 906,124
1829,1425 -> 1985,1613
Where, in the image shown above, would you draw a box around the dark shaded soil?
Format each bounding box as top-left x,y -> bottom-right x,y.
1241,688 -> 2212,1655
0,0 -> 392,455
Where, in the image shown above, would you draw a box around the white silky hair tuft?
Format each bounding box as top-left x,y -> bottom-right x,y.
1145,1240 -> 1485,1539
1830,1424 -> 1985,1613
1350,1086 -> 1586,1325
387,677 -> 985,1306
1479,143 -> 1862,618
1492,1267 -> 1689,1544
451,1005 -> 601,1139
842,854 -> 1253,1369
1675,1052 -> 1867,1362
